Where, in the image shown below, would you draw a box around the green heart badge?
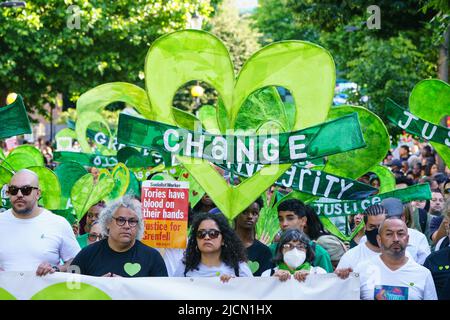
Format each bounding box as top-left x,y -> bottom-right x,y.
144,30 -> 335,219
247,260 -> 260,274
124,262 -> 141,276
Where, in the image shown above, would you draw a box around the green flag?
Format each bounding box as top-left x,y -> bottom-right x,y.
312,183 -> 431,217
385,99 -> 450,147
0,95 -> 31,140
117,112 -> 366,165
54,151 -> 118,168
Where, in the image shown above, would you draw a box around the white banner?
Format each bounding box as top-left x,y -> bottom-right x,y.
0,272 -> 359,300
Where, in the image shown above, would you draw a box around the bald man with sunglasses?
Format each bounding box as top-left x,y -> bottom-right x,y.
0,169 -> 80,275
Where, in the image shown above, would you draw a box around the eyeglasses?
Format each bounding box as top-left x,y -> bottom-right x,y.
7,185 -> 39,196
282,243 -> 307,251
112,216 -> 138,228
196,229 -> 221,239
87,233 -> 104,241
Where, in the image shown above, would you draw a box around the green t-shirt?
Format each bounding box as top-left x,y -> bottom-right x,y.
77,233 -> 88,249
269,241 -> 333,273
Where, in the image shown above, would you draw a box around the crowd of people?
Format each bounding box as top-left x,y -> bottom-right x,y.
0,137 -> 449,300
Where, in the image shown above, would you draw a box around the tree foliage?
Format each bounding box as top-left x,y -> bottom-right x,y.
0,0 -> 214,117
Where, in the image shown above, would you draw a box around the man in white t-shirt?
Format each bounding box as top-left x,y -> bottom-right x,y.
358,198 -> 431,264
337,204 -> 386,270
0,169 -> 80,275
355,217 -> 437,300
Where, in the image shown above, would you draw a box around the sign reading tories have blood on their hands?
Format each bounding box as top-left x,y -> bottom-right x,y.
141,180 -> 189,249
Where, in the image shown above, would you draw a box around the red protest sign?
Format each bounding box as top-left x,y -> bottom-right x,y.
141,180 -> 189,249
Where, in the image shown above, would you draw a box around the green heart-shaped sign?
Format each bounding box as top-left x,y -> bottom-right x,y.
71,173 -> 115,220
104,163 -> 130,202
124,262 -> 141,276
145,30 -> 335,219
409,79 -> 450,164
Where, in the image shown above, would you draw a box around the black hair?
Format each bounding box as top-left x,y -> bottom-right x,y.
363,204 -> 387,224
273,229 -> 315,266
183,213 -> 247,276
304,205 -> 329,240
400,145 -> 409,152
277,199 -> 306,217
395,175 -> 413,186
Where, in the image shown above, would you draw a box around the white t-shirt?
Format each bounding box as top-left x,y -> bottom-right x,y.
173,261 -> 253,277
434,236 -> 449,251
355,255 -> 437,300
337,242 -> 379,270
359,228 -> 431,265
261,265 -> 326,277
157,248 -> 185,277
0,208 -> 81,271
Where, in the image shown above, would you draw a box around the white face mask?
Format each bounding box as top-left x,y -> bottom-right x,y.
283,248 -> 306,269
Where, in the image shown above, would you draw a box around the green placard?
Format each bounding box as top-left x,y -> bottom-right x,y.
54,151 -> 118,168
385,99 -> 450,146
221,162 -> 377,200
117,112 -> 366,165
312,183 -> 431,217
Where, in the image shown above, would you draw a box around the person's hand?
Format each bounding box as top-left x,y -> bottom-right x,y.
257,231 -> 271,245
220,274 -> 234,283
273,269 -> 291,282
334,268 -> 353,280
36,262 -> 56,277
0,267 -> 4,272
102,272 -> 113,277
293,270 -> 309,282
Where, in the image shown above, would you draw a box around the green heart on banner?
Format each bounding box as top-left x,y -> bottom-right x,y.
409,79 -> 450,165
145,30 -> 335,220
124,262 -> 141,276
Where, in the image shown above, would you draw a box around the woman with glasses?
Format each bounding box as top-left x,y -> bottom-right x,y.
70,196 -> 168,277
173,212 -> 253,281
262,229 -> 326,281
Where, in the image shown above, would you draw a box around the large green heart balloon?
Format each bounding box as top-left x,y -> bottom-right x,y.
145,30 -> 335,219
409,79 -> 450,165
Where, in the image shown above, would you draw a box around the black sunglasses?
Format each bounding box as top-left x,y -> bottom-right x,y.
7,185 -> 39,196
196,229 -> 221,239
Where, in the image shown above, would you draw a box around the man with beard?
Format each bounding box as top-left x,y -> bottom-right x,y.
337,204 -> 387,270
355,218 -> 437,300
0,170 -> 80,275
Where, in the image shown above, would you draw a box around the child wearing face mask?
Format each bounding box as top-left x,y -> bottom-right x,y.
261,229 -> 326,281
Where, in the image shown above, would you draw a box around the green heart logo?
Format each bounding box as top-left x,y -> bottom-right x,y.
124,262 -> 141,276
145,30 -> 335,219
247,260 -> 260,274
445,265 -> 450,270
439,266 -> 444,270
409,79 -> 450,165
71,173 -> 115,220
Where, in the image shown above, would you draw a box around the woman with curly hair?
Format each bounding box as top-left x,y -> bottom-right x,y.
173,212 -> 253,281
262,229 -> 326,281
